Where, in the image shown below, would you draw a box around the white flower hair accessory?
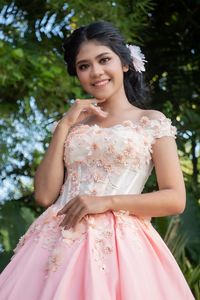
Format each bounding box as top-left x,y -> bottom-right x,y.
126,44 -> 147,73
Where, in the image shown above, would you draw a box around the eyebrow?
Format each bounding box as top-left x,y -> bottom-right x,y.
76,52 -> 111,66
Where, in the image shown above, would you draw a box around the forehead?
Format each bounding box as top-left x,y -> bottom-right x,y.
76,41 -> 114,61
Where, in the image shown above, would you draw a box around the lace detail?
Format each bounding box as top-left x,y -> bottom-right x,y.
11,206 -> 148,275
19,115 -> 176,276
52,115 -> 176,138
64,122 -> 153,179
11,207 -> 62,257
46,248 -> 63,273
64,116 -> 176,167
146,116 -> 177,139
113,210 -> 143,250
60,115 -> 177,200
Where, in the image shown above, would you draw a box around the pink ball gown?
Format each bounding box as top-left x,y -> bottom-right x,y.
0,115 -> 195,299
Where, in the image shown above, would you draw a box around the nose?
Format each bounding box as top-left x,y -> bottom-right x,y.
90,63 -> 104,78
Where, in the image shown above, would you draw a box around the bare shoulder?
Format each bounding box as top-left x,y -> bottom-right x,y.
144,109 -> 166,120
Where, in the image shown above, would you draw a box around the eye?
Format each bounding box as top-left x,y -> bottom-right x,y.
79,64 -> 89,71
100,57 -> 111,64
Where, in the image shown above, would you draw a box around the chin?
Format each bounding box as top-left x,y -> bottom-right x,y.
92,92 -> 112,101
95,97 -> 107,101
88,94 -> 105,101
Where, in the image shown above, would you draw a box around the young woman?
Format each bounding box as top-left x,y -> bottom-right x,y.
0,20 -> 195,299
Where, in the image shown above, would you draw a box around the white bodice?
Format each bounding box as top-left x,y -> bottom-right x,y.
55,116 -> 177,210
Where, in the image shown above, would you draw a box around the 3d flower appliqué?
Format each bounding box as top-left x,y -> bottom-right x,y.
126,44 -> 147,73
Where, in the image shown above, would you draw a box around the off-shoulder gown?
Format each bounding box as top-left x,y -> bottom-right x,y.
0,116 -> 195,299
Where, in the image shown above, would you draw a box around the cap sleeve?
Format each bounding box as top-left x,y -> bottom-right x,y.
150,116 -> 177,139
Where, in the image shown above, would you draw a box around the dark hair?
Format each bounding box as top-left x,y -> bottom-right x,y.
63,20 -> 150,108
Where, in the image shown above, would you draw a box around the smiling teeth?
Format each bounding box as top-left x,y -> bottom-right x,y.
93,80 -> 109,86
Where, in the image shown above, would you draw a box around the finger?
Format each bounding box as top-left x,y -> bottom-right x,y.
59,214 -> 70,228
88,102 -> 107,113
59,200 -> 80,227
80,98 -> 107,114
88,99 -> 105,109
81,105 -> 108,118
59,207 -> 75,227
79,99 -> 98,113
81,98 -> 105,109
75,98 -> 99,108
91,105 -> 109,117
68,206 -> 86,229
57,199 -> 75,216
62,202 -> 85,229
87,98 -> 102,104
74,98 -> 105,117
73,207 -> 87,227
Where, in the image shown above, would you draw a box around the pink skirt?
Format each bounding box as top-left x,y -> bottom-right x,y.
0,204 -> 195,299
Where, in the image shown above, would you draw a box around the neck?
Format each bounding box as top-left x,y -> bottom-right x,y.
97,87 -> 136,117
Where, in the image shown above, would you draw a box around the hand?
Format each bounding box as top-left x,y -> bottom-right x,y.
57,194 -> 111,230
59,98 -> 109,129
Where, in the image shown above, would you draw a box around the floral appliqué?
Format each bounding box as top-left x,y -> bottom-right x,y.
12,205 -> 148,275
61,116 -> 176,199
12,115 -> 176,276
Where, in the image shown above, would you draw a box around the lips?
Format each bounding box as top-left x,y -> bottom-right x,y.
92,79 -> 110,87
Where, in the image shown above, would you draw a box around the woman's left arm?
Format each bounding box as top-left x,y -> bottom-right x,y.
108,136 -> 186,218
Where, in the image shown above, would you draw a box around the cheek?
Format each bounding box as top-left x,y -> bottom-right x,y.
77,72 -> 92,93
77,74 -> 87,85
77,71 -> 89,85
108,60 -> 124,76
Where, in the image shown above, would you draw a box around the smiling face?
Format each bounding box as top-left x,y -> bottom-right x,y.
75,40 -> 128,101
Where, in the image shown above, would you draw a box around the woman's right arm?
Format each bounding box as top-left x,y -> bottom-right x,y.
34,122 -> 70,208
34,98 -> 108,208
